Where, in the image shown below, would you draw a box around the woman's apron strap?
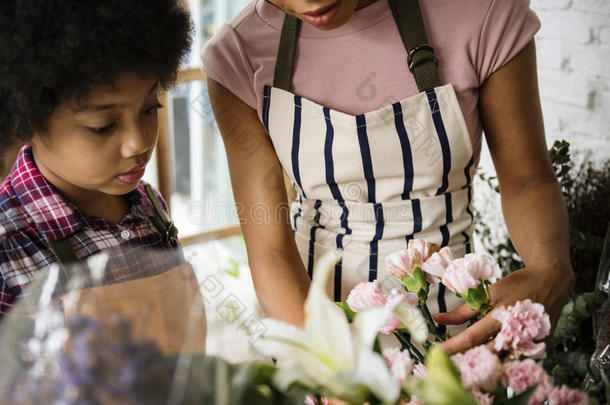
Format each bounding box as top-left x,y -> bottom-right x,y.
388,0 -> 441,91
274,0 -> 441,93
273,15 -> 301,91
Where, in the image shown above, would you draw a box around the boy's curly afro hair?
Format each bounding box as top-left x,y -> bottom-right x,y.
0,0 -> 193,150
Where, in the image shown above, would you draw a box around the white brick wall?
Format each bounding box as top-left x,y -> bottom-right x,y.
479,0 -> 610,174
475,0 -> 610,250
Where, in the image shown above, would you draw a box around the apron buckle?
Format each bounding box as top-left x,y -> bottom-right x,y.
408,44 -> 438,73
164,221 -> 180,248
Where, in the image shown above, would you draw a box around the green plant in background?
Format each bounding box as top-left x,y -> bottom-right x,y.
476,140 -> 610,290
544,291 -> 607,388
474,140 -> 610,402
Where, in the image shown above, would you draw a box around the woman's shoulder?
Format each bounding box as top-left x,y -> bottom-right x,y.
200,0 -> 278,111
421,0 -> 540,85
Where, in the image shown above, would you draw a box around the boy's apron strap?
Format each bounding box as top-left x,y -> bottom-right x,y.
274,0 -> 441,93
143,183 -> 182,251
388,0 -> 441,92
273,14 -> 301,91
48,238 -> 80,264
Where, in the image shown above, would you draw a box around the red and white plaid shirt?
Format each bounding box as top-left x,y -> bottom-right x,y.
0,146 -> 180,318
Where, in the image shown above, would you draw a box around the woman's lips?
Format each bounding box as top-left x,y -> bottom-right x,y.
301,0 -> 342,27
117,167 -> 146,184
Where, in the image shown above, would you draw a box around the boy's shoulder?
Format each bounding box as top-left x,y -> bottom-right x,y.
0,172 -> 33,241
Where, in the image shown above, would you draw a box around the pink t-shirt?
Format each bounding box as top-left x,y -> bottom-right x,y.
201,0 -> 540,164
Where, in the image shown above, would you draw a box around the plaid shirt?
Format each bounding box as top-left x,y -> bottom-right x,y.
0,146 -> 180,318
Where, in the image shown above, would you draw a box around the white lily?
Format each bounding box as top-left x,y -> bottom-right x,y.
253,250 -> 400,404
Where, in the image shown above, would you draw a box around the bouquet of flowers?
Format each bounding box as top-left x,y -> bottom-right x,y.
254,240 -> 593,405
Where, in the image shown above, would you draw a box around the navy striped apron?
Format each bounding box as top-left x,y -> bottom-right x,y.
261,1 -> 476,337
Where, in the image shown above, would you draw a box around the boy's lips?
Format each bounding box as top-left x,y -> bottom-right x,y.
117,166 -> 146,184
301,0 -> 342,26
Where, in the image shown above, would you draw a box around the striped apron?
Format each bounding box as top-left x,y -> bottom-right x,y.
262,0 -> 475,334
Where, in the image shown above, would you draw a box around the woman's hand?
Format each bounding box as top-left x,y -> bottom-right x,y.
435,263 -> 574,354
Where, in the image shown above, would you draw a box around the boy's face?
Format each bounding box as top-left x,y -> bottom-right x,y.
30,73 -> 161,199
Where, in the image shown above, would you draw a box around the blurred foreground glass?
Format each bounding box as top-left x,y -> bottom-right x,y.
0,245 -> 265,404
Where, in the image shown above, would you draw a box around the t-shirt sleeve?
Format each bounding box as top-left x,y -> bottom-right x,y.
476,0 -> 541,84
200,23 -> 258,110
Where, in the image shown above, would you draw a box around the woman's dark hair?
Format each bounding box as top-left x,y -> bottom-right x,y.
0,0 -> 193,150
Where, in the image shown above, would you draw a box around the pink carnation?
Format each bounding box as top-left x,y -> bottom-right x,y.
386,249 -> 422,279
383,347 -> 414,385
502,359 -> 552,405
408,239 -> 440,263
471,389 -> 495,405
548,385 -> 588,405
379,289 -> 419,334
386,288 -> 419,308
442,254 -> 501,294
452,346 -> 502,391
346,283 -> 419,334
412,362 -> 427,379
493,299 -> 551,358
346,281 -> 387,312
421,246 -> 454,285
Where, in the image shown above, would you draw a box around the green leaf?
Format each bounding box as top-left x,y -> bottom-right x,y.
493,385 -> 536,405
335,302 -> 356,323
464,284 -> 489,312
402,267 -> 429,299
551,365 -> 578,388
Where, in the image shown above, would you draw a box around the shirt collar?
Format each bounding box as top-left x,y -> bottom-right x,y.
9,146 -> 156,243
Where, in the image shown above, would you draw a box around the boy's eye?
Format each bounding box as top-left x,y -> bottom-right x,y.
88,123 -> 116,134
144,103 -> 164,114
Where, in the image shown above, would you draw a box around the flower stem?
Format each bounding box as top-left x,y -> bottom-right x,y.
394,331 -> 425,363
420,301 -> 445,342
481,282 -> 493,316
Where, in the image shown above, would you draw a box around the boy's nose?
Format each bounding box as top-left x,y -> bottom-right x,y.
121,126 -> 156,158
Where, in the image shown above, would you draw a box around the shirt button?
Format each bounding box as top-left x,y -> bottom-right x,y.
120,230 -> 132,240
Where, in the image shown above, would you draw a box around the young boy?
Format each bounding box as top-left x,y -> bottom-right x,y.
0,0 -> 193,317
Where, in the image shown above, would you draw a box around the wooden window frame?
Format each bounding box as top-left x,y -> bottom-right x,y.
156,68 -> 242,247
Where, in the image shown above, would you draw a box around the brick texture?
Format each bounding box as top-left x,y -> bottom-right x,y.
532,0 -> 609,163
474,1 -> 609,249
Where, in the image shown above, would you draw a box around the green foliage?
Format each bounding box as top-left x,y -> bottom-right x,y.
550,291 -> 607,349
492,386 -> 537,405
402,267 -> 429,301
462,283 -> 492,314
475,140 -> 610,289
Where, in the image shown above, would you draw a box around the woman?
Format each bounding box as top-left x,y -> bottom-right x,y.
202,0 -> 574,352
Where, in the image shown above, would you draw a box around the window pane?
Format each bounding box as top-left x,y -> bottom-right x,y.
167,80 -> 238,237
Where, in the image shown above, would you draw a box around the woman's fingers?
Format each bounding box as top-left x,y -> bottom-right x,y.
440,313 -> 501,354
433,303 -> 479,325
